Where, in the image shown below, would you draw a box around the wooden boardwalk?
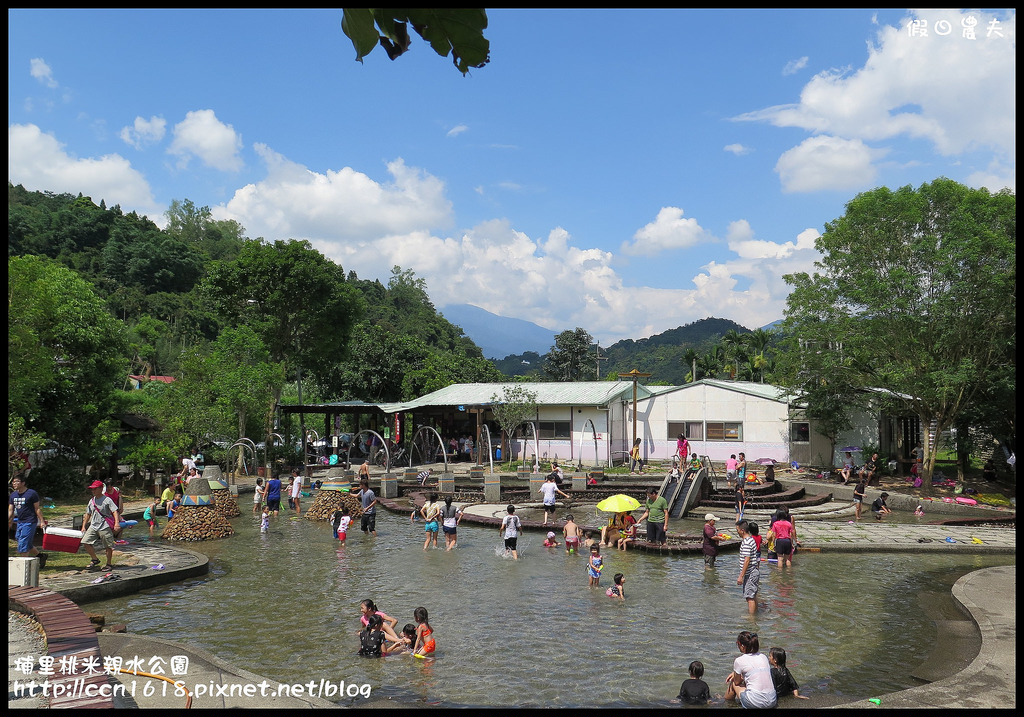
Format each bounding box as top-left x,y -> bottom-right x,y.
9,585 -> 115,708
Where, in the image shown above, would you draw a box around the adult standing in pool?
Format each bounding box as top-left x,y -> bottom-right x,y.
358,479 -> 378,537
265,472 -> 282,515
637,487 -> 669,547
702,513 -> 721,570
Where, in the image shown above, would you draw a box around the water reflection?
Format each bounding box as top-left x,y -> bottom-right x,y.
90,508 -> 1010,708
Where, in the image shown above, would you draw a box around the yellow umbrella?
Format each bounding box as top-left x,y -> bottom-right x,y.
596,494 -> 641,513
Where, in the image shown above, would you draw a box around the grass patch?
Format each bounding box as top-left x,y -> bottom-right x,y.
8,538 -> 94,571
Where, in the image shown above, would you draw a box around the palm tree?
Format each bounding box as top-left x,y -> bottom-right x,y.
722,330 -> 748,380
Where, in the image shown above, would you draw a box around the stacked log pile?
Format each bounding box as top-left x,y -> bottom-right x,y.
162,475 -> 235,541
211,490 -> 241,518
161,506 -> 235,541
305,490 -> 363,522
203,465 -> 241,518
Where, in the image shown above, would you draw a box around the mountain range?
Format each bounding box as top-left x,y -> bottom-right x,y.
441,304 -> 557,359
442,304 -> 774,384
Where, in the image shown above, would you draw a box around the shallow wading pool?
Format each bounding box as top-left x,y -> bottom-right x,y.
90,509 -> 1012,708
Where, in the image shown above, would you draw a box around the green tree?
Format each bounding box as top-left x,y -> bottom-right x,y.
8,256 -> 128,471
490,385 -> 538,467
342,8 -> 489,74
208,327 -> 285,468
204,238 -> 365,431
544,328 -> 594,381
781,178 -> 1015,483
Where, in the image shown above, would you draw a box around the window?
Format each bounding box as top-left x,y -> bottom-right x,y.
538,421 -> 571,439
790,422 -> 810,443
667,422 -> 703,441
706,422 -> 742,441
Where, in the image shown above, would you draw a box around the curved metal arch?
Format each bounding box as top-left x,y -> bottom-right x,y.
576,418 -> 599,470
480,424 -> 494,474
228,439 -> 257,477
409,425 -> 447,472
346,429 -> 389,473
520,421 -> 540,473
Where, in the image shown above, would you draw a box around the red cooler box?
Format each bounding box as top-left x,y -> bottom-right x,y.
42,526 -> 83,553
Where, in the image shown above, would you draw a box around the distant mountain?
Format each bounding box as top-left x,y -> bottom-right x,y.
491,316 -> 755,383
441,304 -> 556,360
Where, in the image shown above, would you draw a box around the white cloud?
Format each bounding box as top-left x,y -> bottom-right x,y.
782,56 -> 809,75
212,145 -> 452,242
724,143 -> 752,156
775,135 -> 885,193
30,58 -> 57,88
167,109 -> 243,171
736,9 -> 1015,158
965,160 -> 1015,193
210,146 -> 822,343
621,207 -> 711,256
446,124 -> 468,137
119,115 -> 167,149
8,123 -> 157,212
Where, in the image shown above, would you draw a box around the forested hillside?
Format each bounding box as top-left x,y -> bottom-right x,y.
493,318 -> 759,385
9,184 -> 501,492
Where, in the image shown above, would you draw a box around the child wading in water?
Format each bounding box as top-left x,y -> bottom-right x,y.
563,514 -> 581,553
499,504 -> 522,560
359,599 -> 401,644
358,614 -> 385,658
386,623 -> 418,655
332,506 -> 351,542
605,572 -> 625,600
260,505 -> 270,533
412,606 -> 436,657
588,544 -> 604,587
143,496 -> 159,535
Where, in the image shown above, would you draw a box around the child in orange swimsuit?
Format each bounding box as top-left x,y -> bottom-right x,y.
413,606 -> 435,656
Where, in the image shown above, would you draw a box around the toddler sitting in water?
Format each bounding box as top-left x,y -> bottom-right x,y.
385,624 -> 418,655
544,531 -> 560,547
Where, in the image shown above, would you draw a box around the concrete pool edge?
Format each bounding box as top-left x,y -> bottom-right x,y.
831,564 -> 1015,709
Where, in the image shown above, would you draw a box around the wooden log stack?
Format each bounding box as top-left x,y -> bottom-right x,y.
161,505 -> 235,541
161,475 -> 235,541
305,490 -> 364,522
211,489 -> 241,518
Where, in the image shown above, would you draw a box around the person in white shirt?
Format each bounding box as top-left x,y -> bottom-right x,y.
538,473 -> 570,525
725,631 -> 777,708
290,469 -> 303,516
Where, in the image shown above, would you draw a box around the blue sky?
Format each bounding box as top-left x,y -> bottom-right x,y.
8,9 -> 1015,344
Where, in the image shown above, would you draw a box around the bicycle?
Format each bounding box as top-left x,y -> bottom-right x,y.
373,443 -> 406,470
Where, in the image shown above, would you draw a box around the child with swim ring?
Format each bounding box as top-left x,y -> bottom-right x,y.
606,572 -> 625,600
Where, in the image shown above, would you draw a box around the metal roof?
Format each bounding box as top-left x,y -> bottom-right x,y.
379,381 -> 652,414
647,379 -> 793,404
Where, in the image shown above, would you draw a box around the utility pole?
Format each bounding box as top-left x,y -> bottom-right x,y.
618,369 -> 652,450
594,342 -> 609,379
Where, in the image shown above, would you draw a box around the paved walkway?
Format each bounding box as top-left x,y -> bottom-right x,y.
9,476 -> 1015,709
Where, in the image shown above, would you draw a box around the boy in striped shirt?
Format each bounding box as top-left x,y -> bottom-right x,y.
736,520 -> 759,615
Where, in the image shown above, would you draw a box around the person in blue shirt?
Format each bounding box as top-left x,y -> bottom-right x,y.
265,474 -> 283,515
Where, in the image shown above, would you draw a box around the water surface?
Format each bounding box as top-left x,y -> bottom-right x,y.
92,509 -> 1010,708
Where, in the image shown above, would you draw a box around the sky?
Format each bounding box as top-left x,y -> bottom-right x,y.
8,8 -> 1016,345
